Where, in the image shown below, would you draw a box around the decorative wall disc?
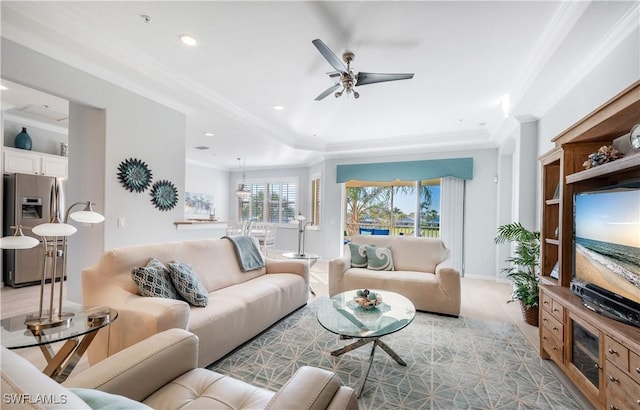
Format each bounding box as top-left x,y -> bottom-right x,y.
117,158 -> 153,193
150,180 -> 178,211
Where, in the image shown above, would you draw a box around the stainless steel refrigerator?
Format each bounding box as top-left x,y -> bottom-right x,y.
3,173 -> 64,287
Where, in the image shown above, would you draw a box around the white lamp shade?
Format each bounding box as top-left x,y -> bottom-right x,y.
295,214 -> 306,221
70,210 -> 105,224
32,223 -> 77,237
0,235 -> 39,249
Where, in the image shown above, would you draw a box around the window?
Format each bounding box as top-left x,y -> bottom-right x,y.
238,178 -> 297,224
344,179 -> 441,237
311,176 -> 321,225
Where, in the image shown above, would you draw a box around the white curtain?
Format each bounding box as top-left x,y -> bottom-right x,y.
440,177 -> 465,274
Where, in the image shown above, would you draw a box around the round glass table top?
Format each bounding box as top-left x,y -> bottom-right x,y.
317,290 -> 415,338
282,252 -> 319,261
1,305 -> 117,349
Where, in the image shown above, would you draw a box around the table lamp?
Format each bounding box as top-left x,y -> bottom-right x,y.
1,201 -> 104,331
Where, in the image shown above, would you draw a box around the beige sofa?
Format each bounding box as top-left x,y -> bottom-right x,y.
82,238 -> 309,367
1,328 -> 358,409
329,235 -> 461,316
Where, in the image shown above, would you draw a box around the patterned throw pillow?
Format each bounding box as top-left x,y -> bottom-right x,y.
349,243 -> 369,268
131,258 -> 180,299
168,261 -> 208,307
365,245 -> 394,271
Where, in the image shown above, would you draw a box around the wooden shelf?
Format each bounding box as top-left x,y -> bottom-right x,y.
539,82 -> 640,410
566,152 -> 640,184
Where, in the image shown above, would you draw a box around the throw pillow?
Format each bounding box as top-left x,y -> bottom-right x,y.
168,261 -> 209,307
365,245 -> 394,271
69,388 -> 152,410
131,258 -> 180,300
349,243 -> 369,268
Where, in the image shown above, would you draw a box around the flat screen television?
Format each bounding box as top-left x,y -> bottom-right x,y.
571,185 -> 640,327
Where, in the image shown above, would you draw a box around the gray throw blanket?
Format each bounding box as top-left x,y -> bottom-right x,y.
223,235 -> 265,272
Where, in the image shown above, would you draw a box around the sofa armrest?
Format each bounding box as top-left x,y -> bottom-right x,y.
328,256 -> 350,296
266,366 -> 358,410
435,258 -> 461,300
64,329 -> 198,403
87,296 -> 190,365
265,258 -> 309,284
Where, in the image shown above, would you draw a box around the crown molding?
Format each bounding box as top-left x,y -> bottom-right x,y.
508,1 -> 590,111
323,128 -> 491,153
532,3 -> 640,117
3,112 -> 68,135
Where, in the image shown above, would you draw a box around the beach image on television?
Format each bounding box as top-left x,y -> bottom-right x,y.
574,189 -> 640,304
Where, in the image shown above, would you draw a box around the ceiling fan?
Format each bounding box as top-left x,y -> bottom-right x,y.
312,38 -> 414,101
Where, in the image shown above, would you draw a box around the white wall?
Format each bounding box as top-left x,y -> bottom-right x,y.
2,38 -> 189,303
185,162 -> 229,220
513,120 -> 538,231
538,27 -> 640,153
66,102 -> 105,302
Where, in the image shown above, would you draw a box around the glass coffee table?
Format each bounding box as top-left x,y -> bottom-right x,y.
1,305 -> 117,382
316,290 -> 415,397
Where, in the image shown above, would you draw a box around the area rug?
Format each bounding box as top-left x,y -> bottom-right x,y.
209,298 -> 583,409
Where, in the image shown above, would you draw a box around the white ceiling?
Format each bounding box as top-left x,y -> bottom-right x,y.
1,1 -> 638,170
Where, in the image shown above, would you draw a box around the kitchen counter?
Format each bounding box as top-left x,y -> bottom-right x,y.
173,220 -> 228,230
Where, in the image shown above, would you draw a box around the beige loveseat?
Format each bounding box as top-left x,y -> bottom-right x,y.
1,328 -> 358,409
329,235 -> 461,316
82,238 -> 309,367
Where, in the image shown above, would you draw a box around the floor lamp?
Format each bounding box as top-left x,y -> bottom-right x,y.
1,201 -> 104,331
292,213 -> 313,257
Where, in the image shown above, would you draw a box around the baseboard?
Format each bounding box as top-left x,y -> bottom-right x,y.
463,273 -> 510,284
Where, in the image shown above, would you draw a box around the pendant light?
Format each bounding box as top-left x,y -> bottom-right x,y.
235,158 -> 252,200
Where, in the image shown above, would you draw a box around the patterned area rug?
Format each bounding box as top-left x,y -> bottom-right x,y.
209,298 -> 583,409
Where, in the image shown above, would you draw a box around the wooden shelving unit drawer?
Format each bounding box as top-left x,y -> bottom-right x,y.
541,309 -> 563,340
606,336 -> 629,373
542,328 -> 564,364
605,360 -> 640,410
631,351 -> 640,385
541,293 -> 554,313
551,299 -> 564,321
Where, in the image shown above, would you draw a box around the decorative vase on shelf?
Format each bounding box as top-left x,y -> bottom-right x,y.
14,127 -> 32,150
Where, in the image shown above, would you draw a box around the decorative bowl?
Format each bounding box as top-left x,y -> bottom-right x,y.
353,290 -> 382,310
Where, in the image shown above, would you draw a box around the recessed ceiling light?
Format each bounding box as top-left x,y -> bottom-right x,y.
203,132 -> 214,137
180,34 -> 197,46
273,105 -> 284,111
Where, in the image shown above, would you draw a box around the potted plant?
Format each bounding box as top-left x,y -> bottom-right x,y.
495,222 -> 541,326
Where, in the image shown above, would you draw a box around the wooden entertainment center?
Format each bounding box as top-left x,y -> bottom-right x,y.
538,81 -> 640,409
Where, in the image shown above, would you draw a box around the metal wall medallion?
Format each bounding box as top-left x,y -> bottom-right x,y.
117,158 -> 153,193
150,180 -> 178,211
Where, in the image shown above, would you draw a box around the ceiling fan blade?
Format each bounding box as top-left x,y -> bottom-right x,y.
356,72 -> 414,86
312,39 -> 348,74
315,83 -> 341,101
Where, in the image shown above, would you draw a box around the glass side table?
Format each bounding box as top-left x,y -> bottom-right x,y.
1,305 -> 118,382
282,252 -> 320,295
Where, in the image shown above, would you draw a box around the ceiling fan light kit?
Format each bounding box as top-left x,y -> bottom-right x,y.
312,39 -> 414,101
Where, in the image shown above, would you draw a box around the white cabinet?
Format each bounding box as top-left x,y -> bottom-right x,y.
3,147 -> 67,178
